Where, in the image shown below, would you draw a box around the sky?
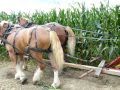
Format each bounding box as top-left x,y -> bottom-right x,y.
0,0 -> 119,14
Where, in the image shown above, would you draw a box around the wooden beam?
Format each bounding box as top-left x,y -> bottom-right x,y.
95,60 -> 105,77
44,59 -> 120,76
102,68 -> 120,76
64,62 -> 96,70
79,69 -> 94,79
89,57 -> 102,63
64,62 -> 120,76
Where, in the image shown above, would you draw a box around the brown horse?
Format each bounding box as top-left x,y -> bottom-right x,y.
0,21 -> 64,88
18,17 -> 76,56
43,22 -> 76,56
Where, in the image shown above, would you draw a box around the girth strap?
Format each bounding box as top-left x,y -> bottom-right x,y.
25,46 -> 51,53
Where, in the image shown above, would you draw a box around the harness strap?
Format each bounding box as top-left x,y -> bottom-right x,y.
24,28 -> 35,55
12,30 -> 21,54
29,47 -> 51,53
28,28 -> 35,45
62,26 -> 68,47
25,27 -> 51,53
34,28 -> 38,48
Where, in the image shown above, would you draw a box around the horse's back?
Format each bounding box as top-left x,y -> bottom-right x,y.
34,26 -> 50,49
44,22 -> 67,46
6,26 -> 51,53
22,26 -> 50,50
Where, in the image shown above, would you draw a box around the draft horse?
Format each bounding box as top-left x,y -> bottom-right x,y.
0,21 -> 64,88
18,19 -> 76,69
18,17 -> 76,56
43,22 -> 76,56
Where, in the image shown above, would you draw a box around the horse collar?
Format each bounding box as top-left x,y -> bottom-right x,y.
22,22 -> 33,28
2,24 -> 14,39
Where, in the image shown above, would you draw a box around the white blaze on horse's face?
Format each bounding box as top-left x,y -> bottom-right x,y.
0,21 -> 9,36
1,21 -> 9,28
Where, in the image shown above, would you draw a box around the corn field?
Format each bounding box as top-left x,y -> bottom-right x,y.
0,3 -> 120,64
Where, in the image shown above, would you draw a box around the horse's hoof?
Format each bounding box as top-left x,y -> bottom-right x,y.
51,83 -> 60,88
15,73 -> 20,80
22,66 -> 28,70
21,78 -> 27,85
33,81 -> 38,85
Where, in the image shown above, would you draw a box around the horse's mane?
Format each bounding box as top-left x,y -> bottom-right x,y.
1,21 -> 12,26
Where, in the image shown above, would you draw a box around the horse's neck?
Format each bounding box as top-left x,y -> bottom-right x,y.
14,24 -> 22,28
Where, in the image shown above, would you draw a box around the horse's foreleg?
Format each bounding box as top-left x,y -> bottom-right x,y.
31,52 -> 45,84
22,56 -> 29,70
15,55 -> 27,84
49,53 -> 60,88
8,49 -> 17,68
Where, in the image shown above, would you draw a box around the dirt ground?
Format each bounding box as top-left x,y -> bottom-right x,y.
0,60 -> 120,90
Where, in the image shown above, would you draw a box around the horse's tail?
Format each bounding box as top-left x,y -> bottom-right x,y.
65,26 -> 76,56
50,31 -> 64,70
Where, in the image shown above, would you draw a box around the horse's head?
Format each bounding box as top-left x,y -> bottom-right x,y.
0,21 -> 10,37
18,17 -> 29,26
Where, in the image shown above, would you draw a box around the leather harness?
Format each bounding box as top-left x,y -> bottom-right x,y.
1,24 -> 51,56
1,23 -> 68,56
